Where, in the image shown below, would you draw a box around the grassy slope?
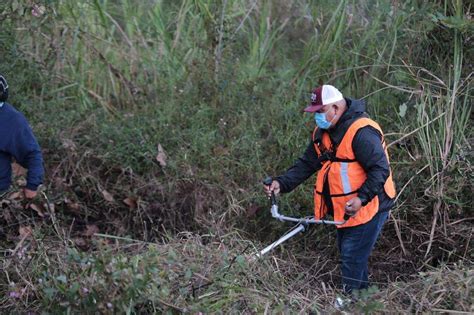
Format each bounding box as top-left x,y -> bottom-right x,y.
0,0 -> 472,313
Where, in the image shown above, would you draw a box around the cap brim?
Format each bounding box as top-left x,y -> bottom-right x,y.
303,104 -> 323,112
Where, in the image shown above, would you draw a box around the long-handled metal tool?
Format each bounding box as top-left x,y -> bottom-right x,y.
257,177 -> 347,257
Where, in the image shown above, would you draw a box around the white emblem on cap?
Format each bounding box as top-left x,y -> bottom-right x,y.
311,93 -> 317,101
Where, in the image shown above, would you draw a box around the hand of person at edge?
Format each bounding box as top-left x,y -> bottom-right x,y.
263,180 -> 280,198
345,197 -> 362,217
23,188 -> 38,199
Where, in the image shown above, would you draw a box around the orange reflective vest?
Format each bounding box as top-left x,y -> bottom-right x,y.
313,117 -> 396,228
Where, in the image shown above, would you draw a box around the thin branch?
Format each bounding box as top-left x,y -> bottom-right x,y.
228,0 -> 258,42
363,70 -> 423,95
214,0 -> 228,81
388,112 -> 446,149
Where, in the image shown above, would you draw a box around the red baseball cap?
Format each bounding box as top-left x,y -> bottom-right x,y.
304,85 -> 344,112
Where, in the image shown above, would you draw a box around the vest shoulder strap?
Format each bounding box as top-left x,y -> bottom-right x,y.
312,127 -> 324,155
345,117 -> 383,140
335,117 -> 384,160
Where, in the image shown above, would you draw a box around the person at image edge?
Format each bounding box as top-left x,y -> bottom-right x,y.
0,74 -> 44,199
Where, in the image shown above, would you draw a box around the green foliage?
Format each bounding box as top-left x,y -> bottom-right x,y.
0,0 -> 472,312
35,245 -> 176,313
352,286 -> 385,313
2,233 -> 304,313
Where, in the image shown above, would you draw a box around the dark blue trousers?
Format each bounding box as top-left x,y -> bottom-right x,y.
336,210 -> 389,293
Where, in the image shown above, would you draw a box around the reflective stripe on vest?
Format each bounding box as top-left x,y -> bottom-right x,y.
312,118 -> 396,228
340,162 -> 352,194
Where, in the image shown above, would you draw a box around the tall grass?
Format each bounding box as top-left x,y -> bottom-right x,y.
2,0 -> 470,245
413,0 -> 472,257
0,0 -> 472,312
2,0 -> 471,242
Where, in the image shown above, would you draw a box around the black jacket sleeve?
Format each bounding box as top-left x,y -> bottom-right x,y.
352,126 -> 390,205
275,139 -> 322,193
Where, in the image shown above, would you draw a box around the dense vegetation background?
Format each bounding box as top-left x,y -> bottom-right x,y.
0,0 -> 472,313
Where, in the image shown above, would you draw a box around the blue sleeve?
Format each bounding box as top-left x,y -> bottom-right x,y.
352,126 -> 390,204
275,139 -> 322,193
10,115 -> 44,190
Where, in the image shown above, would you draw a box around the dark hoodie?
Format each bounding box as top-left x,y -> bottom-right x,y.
275,98 -> 394,213
0,102 -> 44,192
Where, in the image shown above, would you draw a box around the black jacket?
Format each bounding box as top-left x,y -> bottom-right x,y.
275,98 -> 394,212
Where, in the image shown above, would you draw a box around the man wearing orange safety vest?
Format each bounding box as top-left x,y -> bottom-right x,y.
263,84 -> 396,294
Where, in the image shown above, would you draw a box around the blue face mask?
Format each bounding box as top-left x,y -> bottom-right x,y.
314,112 -> 336,129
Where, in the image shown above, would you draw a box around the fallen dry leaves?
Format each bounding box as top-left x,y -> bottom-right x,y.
156,144 -> 167,167
101,189 -> 115,202
123,196 -> 138,209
